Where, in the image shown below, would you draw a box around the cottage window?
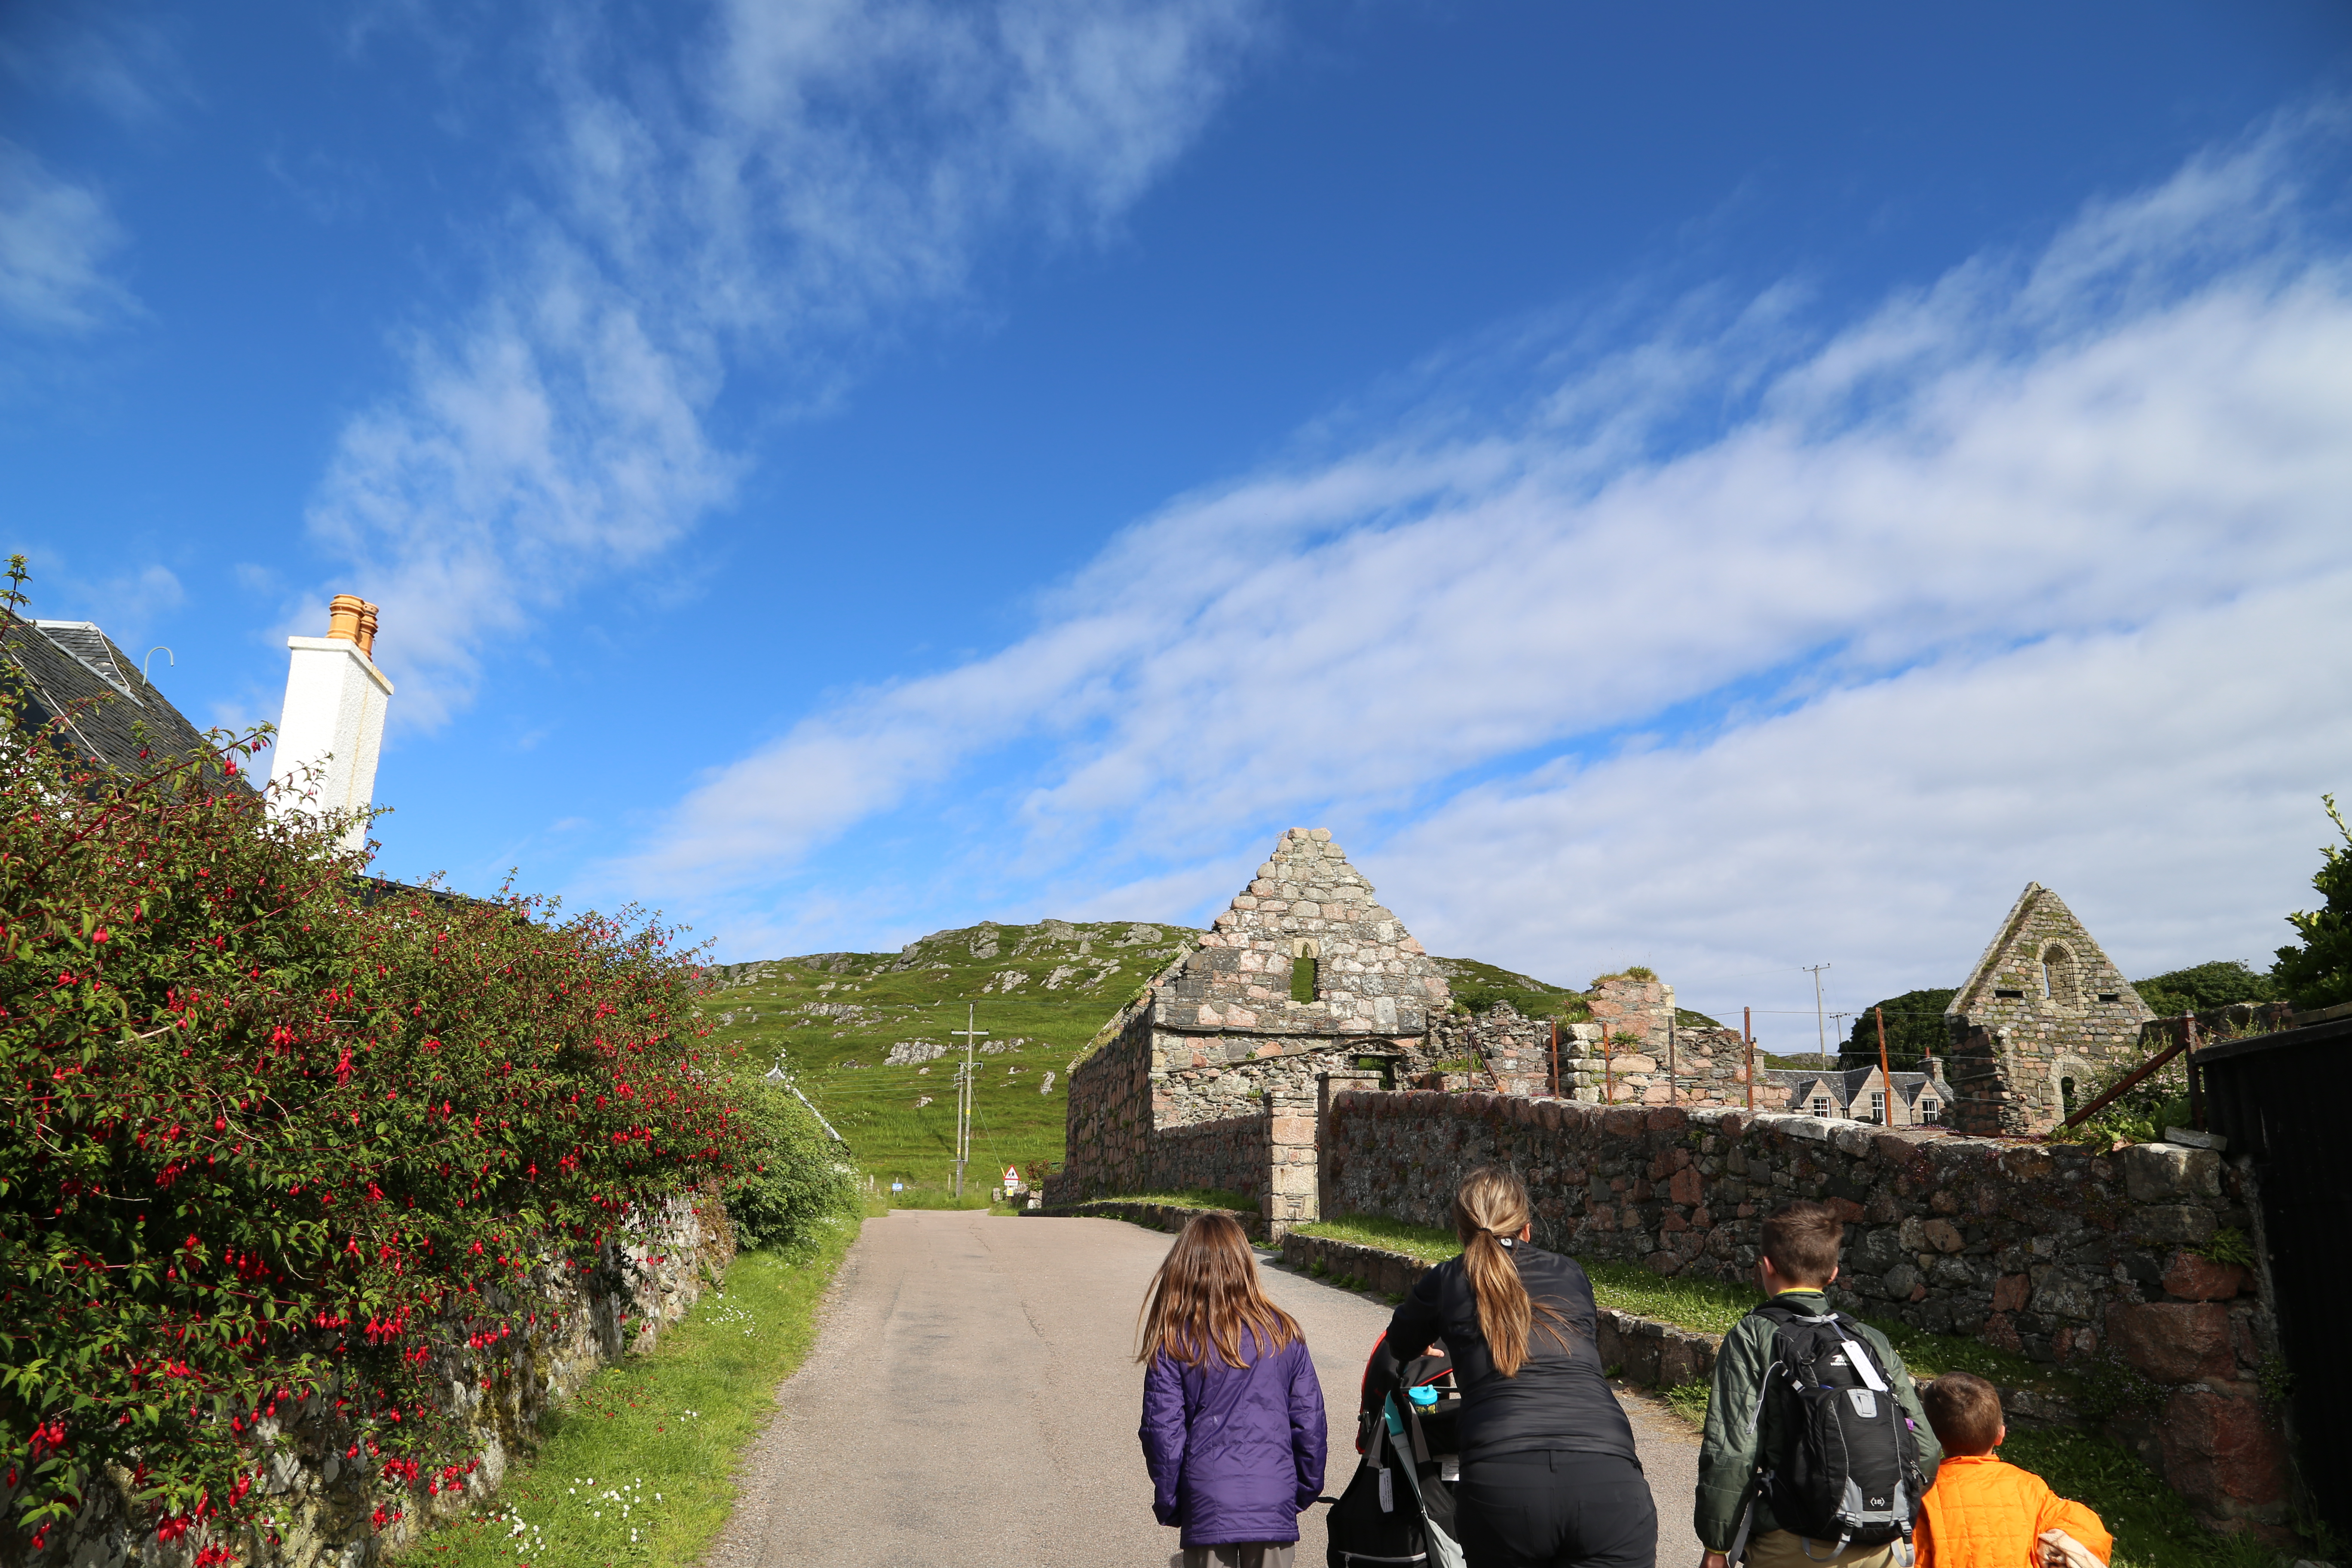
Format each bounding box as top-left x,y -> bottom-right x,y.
1919,1099 -> 1940,1124
1869,1090 -> 1887,1124
1810,1096 -> 1832,1118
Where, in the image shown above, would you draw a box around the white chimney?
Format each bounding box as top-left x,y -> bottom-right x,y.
267,594 -> 392,852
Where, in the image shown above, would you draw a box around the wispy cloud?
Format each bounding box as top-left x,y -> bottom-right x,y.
604,114 -> 2352,985
0,141 -> 136,334
308,0 -> 1262,724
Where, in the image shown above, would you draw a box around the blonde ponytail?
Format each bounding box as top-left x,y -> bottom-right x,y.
1453,1167 -> 1563,1377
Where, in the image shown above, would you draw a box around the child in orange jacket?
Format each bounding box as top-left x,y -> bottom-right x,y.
1916,1373 -> 2112,1568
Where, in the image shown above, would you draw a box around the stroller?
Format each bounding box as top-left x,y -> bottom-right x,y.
1323,1335 -> 1468,1568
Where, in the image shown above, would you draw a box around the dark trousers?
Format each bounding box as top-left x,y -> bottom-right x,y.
1455,1450 -> 1657,1568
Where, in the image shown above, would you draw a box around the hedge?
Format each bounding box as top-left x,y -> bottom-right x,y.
0,576 -> 764,1564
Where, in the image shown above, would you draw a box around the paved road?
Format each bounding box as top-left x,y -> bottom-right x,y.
712,1212 -> 1702,1568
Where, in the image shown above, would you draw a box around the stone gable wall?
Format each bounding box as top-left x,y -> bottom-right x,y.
1161,828 -> 1449,1039
1945,886 -> 2155,1136
1320,1090 -> 2287,1529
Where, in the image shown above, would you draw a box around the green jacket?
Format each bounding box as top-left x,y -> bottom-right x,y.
1693,1290 -> 1942,1553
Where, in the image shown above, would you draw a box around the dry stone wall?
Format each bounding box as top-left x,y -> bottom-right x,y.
1320,1091 -> 2288,1529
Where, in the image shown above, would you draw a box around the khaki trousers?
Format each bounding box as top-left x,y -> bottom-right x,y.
1179,1547 -> 1296,1568
1744,1528 -> 1903,1568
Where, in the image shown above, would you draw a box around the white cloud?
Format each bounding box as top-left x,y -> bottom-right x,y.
309,0 -> 1260,723
0,141 -> 135,333
607,116 -> 2352,984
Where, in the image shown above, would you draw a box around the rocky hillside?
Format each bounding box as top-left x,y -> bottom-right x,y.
698,920 -> 1195,1199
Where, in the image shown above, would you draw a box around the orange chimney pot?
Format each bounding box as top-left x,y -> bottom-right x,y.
326,594 -> 367,643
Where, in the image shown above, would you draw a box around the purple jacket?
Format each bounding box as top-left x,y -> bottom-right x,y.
1140,1330 -> 1329,1547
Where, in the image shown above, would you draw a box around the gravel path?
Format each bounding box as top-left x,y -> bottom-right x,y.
708,1211 -> 1702,1567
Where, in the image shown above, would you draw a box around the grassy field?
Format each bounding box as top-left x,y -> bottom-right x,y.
696,919 -> 1195,1198
411,1215 -> 861,1568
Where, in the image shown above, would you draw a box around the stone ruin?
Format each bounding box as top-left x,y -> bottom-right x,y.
1943,882 -> 2154,1136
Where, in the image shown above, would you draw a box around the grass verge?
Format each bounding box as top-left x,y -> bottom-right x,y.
1290,1214 -> 1459,1262
407,1214 -> 860,1568
1999,1427 -> 2287,1568
1091,1188 -> 1259,1213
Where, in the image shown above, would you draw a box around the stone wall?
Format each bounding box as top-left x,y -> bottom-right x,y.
40,1194 -> 732,1568
1320,1091 -> 2288,1530
1436,1003 -> 1767,1109
1150,1112 -> 1270,1206
1054,1001 -> 1155,1202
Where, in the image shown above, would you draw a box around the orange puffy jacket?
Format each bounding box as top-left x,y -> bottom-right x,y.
1917,1454 -> 2113,1568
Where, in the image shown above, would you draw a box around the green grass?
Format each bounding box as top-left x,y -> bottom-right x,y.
1431,956 -> 1589,1022
1090,1188 -> 1258,1212
1660,1381 -> 1711,1426
1292,1213 -> 1461,1262
411,1218 -> 860,1568
698,921 -> 1194,1194
1998,1427 -> 2291,1568
1581,1259 -> 1759,1335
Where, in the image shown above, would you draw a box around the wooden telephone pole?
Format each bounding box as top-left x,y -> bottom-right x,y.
952,1004 -> 987,1198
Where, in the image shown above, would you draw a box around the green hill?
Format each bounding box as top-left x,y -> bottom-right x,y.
698,920 -> 1193,1201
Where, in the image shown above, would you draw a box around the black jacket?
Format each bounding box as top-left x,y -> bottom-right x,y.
1380,1244 -> 1638,1468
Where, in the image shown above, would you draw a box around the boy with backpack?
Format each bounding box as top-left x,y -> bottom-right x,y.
1697,1199 -> 1942,1568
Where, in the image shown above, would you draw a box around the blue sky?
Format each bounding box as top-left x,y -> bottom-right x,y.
7,1 -> 2352,1048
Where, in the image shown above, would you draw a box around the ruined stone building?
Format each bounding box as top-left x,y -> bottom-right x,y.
1054,828 -> 1452,1226
1942,882 -> 2153,1136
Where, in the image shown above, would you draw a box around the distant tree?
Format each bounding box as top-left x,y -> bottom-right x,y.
2273,794 -> 2352,1011
2129,960 -> 2278,1020
1839,988 -> 1957,1072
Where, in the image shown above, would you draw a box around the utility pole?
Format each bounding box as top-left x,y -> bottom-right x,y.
1803,963 -> 1832,1071
952,1004 -> 988,1198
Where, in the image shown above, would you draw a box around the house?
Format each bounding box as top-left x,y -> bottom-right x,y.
1,593 -> 393,856
0,616 -> 243,786
1941,882 -> 2152,1136
1766,1062 -> 1954,1127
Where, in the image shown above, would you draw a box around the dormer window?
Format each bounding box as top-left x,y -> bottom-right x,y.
1919,1099 -> 1939,1124
1869,1090 -> 1886,1124
1810,1096 -> 1832,1118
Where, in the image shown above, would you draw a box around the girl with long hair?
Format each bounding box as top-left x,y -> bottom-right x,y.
1139,1210 -> 1330,1568
1379,1168 -> 1657,1568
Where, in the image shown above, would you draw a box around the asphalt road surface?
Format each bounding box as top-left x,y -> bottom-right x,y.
710,1211 -> 1703,1568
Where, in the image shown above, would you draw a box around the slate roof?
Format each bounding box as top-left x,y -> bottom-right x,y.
0,617 -> 253,792
1767,1063 -> 1953,1115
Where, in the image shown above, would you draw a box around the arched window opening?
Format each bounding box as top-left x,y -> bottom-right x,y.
2061,1076 -> 2078,1117
2040,944 -> 2079,1008
1290,939 -> 1320,1004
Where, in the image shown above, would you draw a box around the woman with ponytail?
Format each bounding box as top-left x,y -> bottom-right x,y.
1379,1168 -> 1656,1568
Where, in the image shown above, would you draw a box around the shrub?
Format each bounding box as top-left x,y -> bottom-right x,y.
2274,793 -> 2352,1011
722,1077 -> 856,1251
0,576 -> 759,1562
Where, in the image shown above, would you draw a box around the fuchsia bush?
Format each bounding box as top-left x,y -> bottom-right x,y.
0,579 -> 750,1562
